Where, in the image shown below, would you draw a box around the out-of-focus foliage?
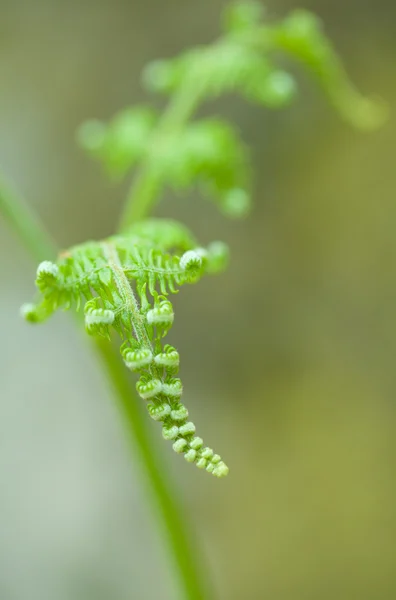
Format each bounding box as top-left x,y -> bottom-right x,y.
79,1 -> 386,219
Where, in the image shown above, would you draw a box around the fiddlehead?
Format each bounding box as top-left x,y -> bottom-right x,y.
22,219 -> 229,477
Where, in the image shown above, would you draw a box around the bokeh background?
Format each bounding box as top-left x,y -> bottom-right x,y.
1,1 -> 395,599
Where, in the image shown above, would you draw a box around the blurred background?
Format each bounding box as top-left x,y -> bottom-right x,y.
1,0 -> 395,598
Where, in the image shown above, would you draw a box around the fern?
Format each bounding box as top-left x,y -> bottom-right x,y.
22,220 -> 230,476
21,1 -> 386,478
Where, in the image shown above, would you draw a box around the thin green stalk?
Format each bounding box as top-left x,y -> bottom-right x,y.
119,85 -> 203,229
0,175 -> 56,259
0,174 -> 211,600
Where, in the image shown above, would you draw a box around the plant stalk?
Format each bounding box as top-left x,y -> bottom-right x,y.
118,84 -> 203,229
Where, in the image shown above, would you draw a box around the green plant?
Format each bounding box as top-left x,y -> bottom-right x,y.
1,1 -> 386,598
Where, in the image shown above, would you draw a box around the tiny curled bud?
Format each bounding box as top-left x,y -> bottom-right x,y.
162,424 -> 179,440
85,309 -> 115,326
154,345 -> 180,368
213,462 -> 229,477
36,261 -> 59,279
200,447 -> 214,460
184,449 -> 197,463
84,300 -> 115,337
170,403 -> 189,422
35,261 -> 59,293
180,250 -> 202,272
173,438 -> 188,454
147,402 -> 171,421
162,378 -> 183,398
190,437 -> 203,450
179,250 -> 203,283
136,376 -> 162,400
147,300 -> 174,326
123,347 -> 153,371
179,422 -> 196,436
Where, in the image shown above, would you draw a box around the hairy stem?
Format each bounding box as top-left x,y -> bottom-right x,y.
0,174 -> 211,600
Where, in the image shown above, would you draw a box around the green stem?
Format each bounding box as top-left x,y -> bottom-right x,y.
0,174 -> 210,600
0,175 -> 57,259
118,85 -> 203,229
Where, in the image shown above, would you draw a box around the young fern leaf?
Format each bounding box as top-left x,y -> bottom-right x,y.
22,219 -> 230,477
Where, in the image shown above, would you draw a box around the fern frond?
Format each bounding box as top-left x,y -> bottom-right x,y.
78,1 -> 385,228
22,219 -> 230,477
